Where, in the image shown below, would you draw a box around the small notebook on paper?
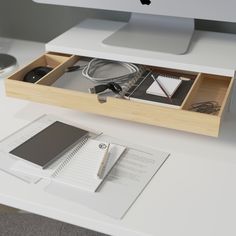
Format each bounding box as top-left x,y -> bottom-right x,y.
146,75 -> 182,97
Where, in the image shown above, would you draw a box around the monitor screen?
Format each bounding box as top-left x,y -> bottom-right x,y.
33,0 -> 236,23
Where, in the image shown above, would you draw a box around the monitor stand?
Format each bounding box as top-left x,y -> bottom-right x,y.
103,13 -> 194,55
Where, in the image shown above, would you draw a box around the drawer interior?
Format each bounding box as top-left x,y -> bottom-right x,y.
8,53 -> 71,83
182,74 -> 232,116
42,56 -> 232,118
5,52 -> 234,137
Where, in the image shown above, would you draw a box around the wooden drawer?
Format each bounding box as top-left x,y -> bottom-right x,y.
5,53 -> 234,137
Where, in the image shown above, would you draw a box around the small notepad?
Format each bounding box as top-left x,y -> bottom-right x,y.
146,75 -> 182,97
51,139 -> 126,192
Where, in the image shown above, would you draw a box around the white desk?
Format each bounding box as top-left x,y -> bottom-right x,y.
1,37 -> 236,236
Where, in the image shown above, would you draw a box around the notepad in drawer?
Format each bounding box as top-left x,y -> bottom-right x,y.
146,75 -> 182,97
51,139 -> 126,192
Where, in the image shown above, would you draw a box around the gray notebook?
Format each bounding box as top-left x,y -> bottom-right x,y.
10,121 -> 88,169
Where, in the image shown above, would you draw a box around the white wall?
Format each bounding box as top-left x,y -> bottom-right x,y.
0,0 -> 129,42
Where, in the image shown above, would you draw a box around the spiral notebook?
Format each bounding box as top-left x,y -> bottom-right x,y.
51,138 -> 126,192
12,137 -> 126,192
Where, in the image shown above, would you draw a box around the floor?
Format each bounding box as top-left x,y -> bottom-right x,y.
0,205 -> 108,236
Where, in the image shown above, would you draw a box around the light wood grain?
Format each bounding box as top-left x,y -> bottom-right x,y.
36,55 -> 79,86
182,73 -> 232,117
6,53 -> 71,82
5,78 -> 222,137
5,54 -> 234,137
181,73 -> 202,109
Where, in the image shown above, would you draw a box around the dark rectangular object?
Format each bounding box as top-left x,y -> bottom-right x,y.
10,121 -> 88,168
126,71 -> 195,107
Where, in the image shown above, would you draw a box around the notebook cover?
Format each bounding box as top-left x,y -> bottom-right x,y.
126,72 -> 195,107
10,121 -> 88,168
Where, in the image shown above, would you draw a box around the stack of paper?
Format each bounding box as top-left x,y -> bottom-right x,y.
45,135 -> 170,219
0,115 -> 170,219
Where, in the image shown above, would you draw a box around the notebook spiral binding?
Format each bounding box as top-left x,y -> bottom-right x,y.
52,136 -> 89,178
119,66 -> 147,97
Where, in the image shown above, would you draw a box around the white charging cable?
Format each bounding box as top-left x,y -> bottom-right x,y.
82,58 -> 139,84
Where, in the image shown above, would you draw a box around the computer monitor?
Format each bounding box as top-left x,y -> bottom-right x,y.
33,0 -> 236,54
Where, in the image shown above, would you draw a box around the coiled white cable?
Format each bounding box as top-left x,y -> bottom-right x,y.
82,58 -> 139,84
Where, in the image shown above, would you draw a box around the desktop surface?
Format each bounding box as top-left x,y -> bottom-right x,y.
0,37 -> 236,236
